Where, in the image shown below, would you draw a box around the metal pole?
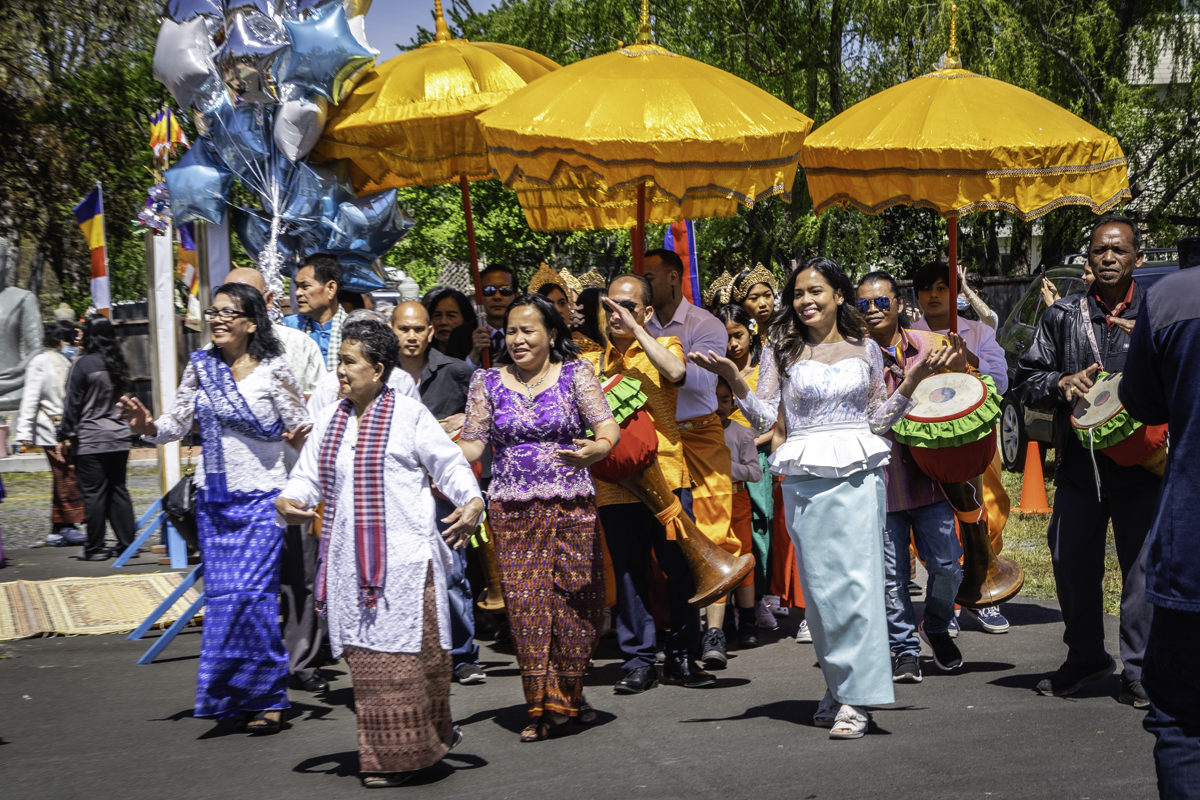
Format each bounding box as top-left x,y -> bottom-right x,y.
948,214 -> 959,334
633,183 -> 646,275
460,175 -> 489,368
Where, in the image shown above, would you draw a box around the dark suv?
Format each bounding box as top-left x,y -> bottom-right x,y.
996,249 -> 1181,471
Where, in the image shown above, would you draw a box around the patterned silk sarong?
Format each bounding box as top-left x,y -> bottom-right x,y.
488,497 -> 605,717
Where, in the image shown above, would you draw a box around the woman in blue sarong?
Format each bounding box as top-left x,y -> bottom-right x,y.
119,282 -> 311,733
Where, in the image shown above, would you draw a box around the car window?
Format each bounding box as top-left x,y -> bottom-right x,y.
1017,288 -> 1043,326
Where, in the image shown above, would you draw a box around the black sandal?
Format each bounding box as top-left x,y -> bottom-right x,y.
244,710 -> 284,734
578,698 -> 598,725
520,715 -> 571,742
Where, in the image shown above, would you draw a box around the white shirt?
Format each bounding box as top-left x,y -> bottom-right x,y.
647,297 -> 727,420
911,316 -> 1010,395
274,323 -> 327,397
15,349 -> 71,445
306,368 -> 420,417
281,395 -> 482,656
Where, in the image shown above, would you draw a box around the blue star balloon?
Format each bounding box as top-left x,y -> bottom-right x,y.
231,206 -> 276,265
162,0 -> 223,23
281,159 -> 356,230
207,101 -> 273,189
324,189 -> 413,265
163,139 -> 234,226
278,4 -> 374,104
215,11 -> 287,104
340,261 -> 389,293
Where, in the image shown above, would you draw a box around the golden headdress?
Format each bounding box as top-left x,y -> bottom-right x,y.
732,262 -> 778,303
560,268 -> 583,295
702,270 -> 735,309
578,268 -> 607,289
527,262 -> 567,294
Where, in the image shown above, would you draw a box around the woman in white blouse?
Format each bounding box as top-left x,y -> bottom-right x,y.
277,318 -> 483,788
691,258 -> 951,740
119,283 -> 310,734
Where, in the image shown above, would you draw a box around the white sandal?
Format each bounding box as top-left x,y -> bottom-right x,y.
829,704 -> 869,739
813,690 -> 838,729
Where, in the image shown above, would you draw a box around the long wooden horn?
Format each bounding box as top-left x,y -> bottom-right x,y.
941,477 -> 1024,608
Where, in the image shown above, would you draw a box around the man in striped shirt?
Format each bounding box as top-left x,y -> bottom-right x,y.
858,271 -> 970,683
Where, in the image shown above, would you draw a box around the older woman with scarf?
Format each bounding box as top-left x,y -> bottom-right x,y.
118,283 -> 311,733
277,319 -> 483,787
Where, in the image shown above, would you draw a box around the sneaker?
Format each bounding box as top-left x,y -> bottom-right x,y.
947,615 -> 960,639
60,526 -> 86,545
1037,656 -> 1116,697
1119,679 -> 1151,710
765,595 -> 789,618
919,621 -> 963,671
755,598 -> 779,629
701,627 -> 728,670
892,653 -> 923,683
970,606 -> 1010,633
907,579 -> 923,597
44,532 -> 65,547
794,619 -> 813,644
453,662 -> 487,685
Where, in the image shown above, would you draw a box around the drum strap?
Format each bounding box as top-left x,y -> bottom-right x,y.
1078,297 -> 1106,499
1079,296 -> 1104,370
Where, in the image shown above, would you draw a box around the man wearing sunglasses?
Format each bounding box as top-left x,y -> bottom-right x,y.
463,265 -> 519,368
857,272 -> 972,682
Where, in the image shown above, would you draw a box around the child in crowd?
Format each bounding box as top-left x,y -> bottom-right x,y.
716,378 -> 762,649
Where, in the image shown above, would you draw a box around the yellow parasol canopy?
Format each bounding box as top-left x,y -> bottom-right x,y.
800,15 -> 1129,221
312,0 -> 560,190
474,2 -> 813,233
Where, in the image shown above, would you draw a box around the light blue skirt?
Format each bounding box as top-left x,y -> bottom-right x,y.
780,468 -> 894,706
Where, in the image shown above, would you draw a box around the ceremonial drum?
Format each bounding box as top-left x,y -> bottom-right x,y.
892,373 -> 1002,484
1071,372 -> 1168,476
589,374 -> 658,484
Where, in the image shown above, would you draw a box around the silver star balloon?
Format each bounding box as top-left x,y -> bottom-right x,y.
225,0 -> 281,18
152,17 -> 218,109
215,11 -> 287,104
278,4 -> 374,104
274,84 -> 328,162
162,0 -> 223,23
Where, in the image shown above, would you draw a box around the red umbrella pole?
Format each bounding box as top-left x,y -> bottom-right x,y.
948,214 -> 959,335
633,182 -> 646,275
460,175 -> 490,368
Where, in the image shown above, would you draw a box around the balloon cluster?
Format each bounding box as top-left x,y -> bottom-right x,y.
152,0 -> 411,311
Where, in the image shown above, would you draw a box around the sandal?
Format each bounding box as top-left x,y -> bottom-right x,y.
829,705 -> 869,740
520,714 -> 572,742
578,697 -> 598,725
244,710 -> 284,734
362,773 -> 414,788
812,690 -> 837,729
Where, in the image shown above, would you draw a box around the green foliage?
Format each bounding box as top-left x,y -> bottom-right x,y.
1,0 -> 170,313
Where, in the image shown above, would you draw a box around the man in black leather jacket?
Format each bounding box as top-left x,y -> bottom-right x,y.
1012,216 -> 1157,709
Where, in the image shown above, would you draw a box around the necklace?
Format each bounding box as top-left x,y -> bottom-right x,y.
516,363 -> 552,402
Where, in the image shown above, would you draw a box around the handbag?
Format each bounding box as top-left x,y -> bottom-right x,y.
163,473 -> 199,551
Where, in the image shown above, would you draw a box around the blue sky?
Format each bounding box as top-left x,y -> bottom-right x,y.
370,0 -> 500,55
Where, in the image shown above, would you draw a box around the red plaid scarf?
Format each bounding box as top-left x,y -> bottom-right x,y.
315,386 -> 395,612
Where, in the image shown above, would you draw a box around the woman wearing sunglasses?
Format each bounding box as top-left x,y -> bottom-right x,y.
118,283 -> 311,734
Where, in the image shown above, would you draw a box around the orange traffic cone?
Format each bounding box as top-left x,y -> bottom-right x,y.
1014,441 -> 1052,514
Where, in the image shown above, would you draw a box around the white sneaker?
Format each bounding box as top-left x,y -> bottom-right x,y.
794,619 -> 813,644
45,532 -> 65,547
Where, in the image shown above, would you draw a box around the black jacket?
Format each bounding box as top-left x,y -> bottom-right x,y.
57,353 -> 132,455
1012,282 -> 1159,497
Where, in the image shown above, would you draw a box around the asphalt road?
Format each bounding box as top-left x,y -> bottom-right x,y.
0,548 -> 1157,800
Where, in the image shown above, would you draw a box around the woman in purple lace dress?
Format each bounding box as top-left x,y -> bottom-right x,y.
459,294 -> 621,742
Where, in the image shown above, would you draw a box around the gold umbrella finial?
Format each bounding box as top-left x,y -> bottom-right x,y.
944,4 -> 962,69
635,0 -> 654,45
433,0 -> 452,43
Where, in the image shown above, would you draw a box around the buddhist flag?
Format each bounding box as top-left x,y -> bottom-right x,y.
663,220 -> 701,306
73,186 -> 110,316
150,108 -> 188,157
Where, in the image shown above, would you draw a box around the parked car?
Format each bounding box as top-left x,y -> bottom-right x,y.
995,248 -> 1181,471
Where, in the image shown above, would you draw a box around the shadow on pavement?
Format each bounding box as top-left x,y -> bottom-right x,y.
999,602 -> 1065,627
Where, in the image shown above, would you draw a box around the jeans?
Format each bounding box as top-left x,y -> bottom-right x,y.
1143,606 -> 1200,799
435,497 -> 478,667
883,500 -> 963,658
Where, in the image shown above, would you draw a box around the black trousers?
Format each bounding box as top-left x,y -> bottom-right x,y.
279,524 -> 328,682
73,450 -> 135,556
1047,483 -> 1156,683
599,501 -> 700,672
1143,606 -> 1200,799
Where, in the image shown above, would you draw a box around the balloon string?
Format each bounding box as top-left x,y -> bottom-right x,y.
262,212 -> 285,324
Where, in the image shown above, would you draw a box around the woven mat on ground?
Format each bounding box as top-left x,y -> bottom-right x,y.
0,573 -> 203,640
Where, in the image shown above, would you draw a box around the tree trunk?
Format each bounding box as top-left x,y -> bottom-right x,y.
827,0 -> 845,116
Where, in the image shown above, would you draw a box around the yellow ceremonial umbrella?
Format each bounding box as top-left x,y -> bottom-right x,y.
313,0 -> 560,326
475,0 -> 813,273
799,6 -> 1129,330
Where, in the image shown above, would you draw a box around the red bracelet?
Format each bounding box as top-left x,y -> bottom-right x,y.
595,435 -> 613,453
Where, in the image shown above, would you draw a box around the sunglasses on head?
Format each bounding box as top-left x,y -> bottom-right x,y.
481,286 -> 516,297
855,296 -> 891,313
